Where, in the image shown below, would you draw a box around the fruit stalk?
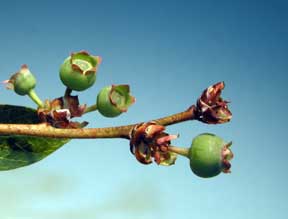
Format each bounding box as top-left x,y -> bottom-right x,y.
84,104 -> 98,114
27,89 -> 44,108
64,87 -> 72,97
168,146 -> 189,158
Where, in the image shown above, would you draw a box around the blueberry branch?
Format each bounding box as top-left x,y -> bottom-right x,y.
1,51 -> 234,176
0,105 -> 197,139
154,105 -> 197,126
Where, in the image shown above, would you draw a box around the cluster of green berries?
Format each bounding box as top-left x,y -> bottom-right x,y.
5,51 -> 135,118
4,51 -> 233,178
59,51 -> 135,117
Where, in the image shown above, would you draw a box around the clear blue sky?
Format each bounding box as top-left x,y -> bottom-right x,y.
0,0 -> 287,218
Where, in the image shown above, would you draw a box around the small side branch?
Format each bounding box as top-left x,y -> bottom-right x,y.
154,105 -> 197,126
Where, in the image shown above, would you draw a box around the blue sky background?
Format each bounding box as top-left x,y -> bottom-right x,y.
0,0 -> 287,218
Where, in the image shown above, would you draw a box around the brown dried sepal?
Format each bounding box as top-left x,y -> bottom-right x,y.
221,141 -> 233,173
62,95 -> 86,117
70,51 -> 98,75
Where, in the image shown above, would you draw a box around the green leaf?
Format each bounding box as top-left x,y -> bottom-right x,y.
0,105 -> 70,170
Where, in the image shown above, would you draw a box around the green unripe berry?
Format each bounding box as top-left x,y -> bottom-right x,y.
8,65 -> 36,96
189,133 -> 233,178
59,51 -> 101,91
97,85 -> 135,118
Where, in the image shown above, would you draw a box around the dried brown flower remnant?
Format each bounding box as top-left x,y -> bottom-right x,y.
130,122 -> 178,165
38,95 -> 87,128
196,82 -> 232,124
221,141 -> 233,173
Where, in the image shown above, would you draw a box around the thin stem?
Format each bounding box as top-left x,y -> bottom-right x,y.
84,104 -> 98,114
0,105 -> 198,139
28,89 -> 44,108
64,87 -> 72,97
168,145 -> 190,158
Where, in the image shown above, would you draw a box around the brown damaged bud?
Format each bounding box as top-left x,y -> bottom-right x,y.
130,122 -> 178,165
196,82 -> 232,124
37,95 -> 87,128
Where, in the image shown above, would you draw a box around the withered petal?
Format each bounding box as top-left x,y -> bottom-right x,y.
156,134 -> 178,145
135,147 -> 153,164
145,124 -> 165,139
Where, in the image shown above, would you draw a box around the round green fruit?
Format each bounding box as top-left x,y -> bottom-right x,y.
189,133 -> 232,178
97,85 -> 135,118
9,65 -> 36,96
59,51 -> 100,91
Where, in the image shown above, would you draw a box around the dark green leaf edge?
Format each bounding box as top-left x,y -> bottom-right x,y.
0,105 -> 70,170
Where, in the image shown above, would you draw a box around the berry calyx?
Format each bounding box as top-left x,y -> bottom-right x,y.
188,133 -> 233,178
59,51 -> 101,91
97,84 -> 135,117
